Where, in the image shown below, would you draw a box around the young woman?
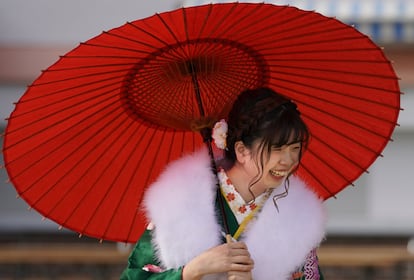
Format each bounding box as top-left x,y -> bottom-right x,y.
121,87 -> 326,279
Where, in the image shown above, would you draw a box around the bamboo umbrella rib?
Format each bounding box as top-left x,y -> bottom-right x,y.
42,114 -> 138,217
274,83 -> 399,126
75,125 -> 157,236
31,109 -> 135,212
5,87 -> 120,149
270,69 -> 400,98
98,128 -> 171,240
299,161 -> 337,198
63,122 -> 150,234
239,17 -> 354,46
302,110 -> 387,156
40,62 -> 138,72
78,42 -> 154,56
269,69 -> 398,94
9,100 -> 125,194
101,30 -> 168,51
271,64 -> 399,80
308,132 -> 373,173
8,80 -> 121,119
7,103 -> 124,182
301,104 -> 394,147
305,147 -> 359,187
29,68 -> 127,87
15,74 -> 124,104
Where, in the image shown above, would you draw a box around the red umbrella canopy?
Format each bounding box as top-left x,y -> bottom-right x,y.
3,3 -> 400,243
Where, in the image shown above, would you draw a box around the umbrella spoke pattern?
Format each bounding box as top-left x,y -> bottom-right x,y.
3,3 -> 400,242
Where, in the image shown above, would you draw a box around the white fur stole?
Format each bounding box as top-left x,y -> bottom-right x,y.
144,149 -> 326,280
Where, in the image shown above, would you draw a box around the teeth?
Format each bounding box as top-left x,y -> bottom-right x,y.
270,170 -> 287,177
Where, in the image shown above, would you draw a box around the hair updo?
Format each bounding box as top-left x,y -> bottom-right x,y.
225,87 -> 309,166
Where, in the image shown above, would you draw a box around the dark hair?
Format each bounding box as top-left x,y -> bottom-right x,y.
225,87 -> 309,173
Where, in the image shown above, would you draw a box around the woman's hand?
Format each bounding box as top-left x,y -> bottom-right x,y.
182,240 -> 254,280
228,270 -> 253,280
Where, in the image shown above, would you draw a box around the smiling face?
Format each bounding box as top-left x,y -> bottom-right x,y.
224,87 -> 309,200
237,138 -> 303,194
264,141 -> 302,185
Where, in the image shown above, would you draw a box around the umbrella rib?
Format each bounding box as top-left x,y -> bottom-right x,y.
267,58 -> 391,64
310,133 -> 369,173
5,97 -> 121,167
182,6 -> 190,43
307,147 -> 358,187
6,97 -> 123,187
260,47 -> 380,56
270,68 -> 400,96
101,30 -> 165,51
271,81 -> 400,128
9,79 -> 121,119
269,70 -> 400,126
293,86 -> 398,125
60,55 -> 144,60
218,2 -> 282,39
100,128 -> 170,240
203,3 -> 240,39
211,3 -> 285,39
95,29 -> 190,62
6,98 -> 122,177
60,122 -> 146,232
41,62 -> 137,72
270,64 -> 398,80
16,74 -> 123,103
298,163 -> 337,198
126,20 -> 171,49
195,4 -> 213,39
78,125 -> 158,237
154,13 -> 193,60
79,42 -> 154,56
240,14 -> 350,45
271,75 -> 400,109
310,102 -> 396,145
232,3 -> 289,36
302,110 -> 388,156
125,130 -> 193,242
27,109 -> 131,213
5,86 -> 119,148
31,68 -> 127,87
56,118 -> 141,235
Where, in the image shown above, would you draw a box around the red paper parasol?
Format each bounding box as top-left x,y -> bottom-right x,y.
2,3 -> 400,243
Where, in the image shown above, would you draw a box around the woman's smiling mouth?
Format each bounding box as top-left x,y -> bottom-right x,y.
270,170 -> 288,177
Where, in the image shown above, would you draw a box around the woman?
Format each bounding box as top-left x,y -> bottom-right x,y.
121,87 -> 326,279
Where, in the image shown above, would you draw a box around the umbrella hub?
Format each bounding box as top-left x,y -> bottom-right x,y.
121,38 -> 269,130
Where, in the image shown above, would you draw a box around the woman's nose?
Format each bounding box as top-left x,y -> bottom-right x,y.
278,149 -> 296,166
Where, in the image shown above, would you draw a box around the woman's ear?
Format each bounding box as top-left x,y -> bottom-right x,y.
234,141 -> 250,164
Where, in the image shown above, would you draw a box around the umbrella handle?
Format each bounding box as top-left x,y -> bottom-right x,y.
200,127 -> 230,236
226,234 -> 234,244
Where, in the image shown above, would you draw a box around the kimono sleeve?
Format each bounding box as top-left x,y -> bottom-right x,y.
120,229 -> 183,280
292,248 -> 324,280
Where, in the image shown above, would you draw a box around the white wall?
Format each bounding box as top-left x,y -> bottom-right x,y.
325,91 -> 414,235
0,0 -> 181,45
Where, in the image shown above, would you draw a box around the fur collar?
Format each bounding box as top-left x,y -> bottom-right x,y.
144,148 -> 326,279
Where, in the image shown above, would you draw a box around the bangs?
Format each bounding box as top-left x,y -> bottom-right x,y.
267,109 -> 309,148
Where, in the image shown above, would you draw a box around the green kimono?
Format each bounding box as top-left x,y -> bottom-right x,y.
120,193 -> 324,279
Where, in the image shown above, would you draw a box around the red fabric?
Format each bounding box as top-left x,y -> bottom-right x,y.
3,3 -> 400,243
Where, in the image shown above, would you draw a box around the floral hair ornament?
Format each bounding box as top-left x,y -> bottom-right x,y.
212,119 -> 228,150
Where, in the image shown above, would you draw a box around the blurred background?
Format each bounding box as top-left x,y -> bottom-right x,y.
0,0 -> 413,279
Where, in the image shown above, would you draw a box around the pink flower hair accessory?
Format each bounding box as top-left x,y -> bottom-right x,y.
212,119 -> 228,150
